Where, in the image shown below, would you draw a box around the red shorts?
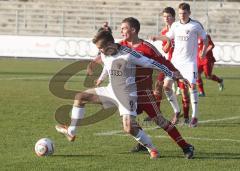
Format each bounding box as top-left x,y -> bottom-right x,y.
137,90 -> 160,118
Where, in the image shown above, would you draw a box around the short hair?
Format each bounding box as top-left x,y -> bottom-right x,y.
162,7 -> 175,18
178,2 -> 191,12
121,17 -> 140,33
92,30 -> 114,45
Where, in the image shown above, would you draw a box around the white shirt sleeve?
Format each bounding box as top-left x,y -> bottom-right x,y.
197,23 -> 207,40
98,66 -> 108,81
128,53 -> 174,78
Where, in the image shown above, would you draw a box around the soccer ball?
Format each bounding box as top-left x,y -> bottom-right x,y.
34,138 -> 54,156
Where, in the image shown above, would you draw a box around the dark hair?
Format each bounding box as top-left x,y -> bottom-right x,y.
178,2 -> 190,12
162,7 -> 175,18
92,30 -> 114,45
121,17 -> 140,33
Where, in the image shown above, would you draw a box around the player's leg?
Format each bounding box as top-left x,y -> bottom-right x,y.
163,77 -> 181,124
122,115 -> 160,159
55,88 -> 102,141
178,81 -> 190,124
152,114 -> 194,159
204,62 -> 224,91
189,83 -> 199,127
197,65 -> 205,96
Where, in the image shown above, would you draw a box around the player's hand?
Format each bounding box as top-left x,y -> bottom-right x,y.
95,79 -> 102,87
172,71 -> 183,80
200,50 -> 206,59
150,36 -> 157,42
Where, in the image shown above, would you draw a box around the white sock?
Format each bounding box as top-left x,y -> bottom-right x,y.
165,89 -> 180,114
133,129 -> 154,152
68,106 -> 85,136
190,89 -> 198,118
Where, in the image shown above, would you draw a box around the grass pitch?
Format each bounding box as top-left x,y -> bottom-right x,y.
0,58 -> 240,171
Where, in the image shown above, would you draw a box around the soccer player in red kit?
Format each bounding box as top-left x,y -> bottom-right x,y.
120,17 -> 194,159
197,34 -> 224,96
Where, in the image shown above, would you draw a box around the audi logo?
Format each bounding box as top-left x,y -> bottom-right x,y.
54,39 -> 99,57
213,45 -> 240,63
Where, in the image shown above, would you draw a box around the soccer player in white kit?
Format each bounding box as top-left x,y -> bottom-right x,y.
165,3 -> 207,127
55,30 -> 185,159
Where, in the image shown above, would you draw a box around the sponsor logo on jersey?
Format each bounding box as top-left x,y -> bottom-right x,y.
110,70 -> 123,76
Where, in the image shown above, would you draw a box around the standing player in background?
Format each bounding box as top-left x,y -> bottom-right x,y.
151,7 -> 182,125
155,2 -> 208,127
197,34 -> 224,97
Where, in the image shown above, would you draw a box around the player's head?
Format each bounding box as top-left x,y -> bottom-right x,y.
162,7 -> 175,26
178,2 -> 191,23
92,30 -> 117,55
121,17 -> 140,41
98,21 -> 112,34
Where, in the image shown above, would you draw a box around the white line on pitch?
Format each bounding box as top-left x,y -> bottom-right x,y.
95,116 -> 240,136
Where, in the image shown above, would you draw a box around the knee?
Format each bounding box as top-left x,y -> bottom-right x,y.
74,93 -> 84,106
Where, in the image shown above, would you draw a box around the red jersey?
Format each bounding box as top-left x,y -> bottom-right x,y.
120,40 -> 177,90
161,26 -> 174,61
197,34 -> 216,65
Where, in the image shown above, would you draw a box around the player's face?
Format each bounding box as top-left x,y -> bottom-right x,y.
96,40 -> 118,56
121,22 -> 134,41
163,12 -> 174,26
178,9 -> 190,23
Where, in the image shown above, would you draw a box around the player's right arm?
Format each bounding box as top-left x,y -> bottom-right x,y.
95,66 -> 108,86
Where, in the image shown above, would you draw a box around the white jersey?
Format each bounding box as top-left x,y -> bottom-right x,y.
95,45 -> 174,115
166,19 -> 207,66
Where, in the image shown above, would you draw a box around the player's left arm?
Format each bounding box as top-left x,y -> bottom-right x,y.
198,25 -> 208,59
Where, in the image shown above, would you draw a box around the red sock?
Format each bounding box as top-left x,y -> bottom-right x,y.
164,123 -> 189,149
182,90 -> 190,119
197,78 -> 204,93
211,75 -> 222,83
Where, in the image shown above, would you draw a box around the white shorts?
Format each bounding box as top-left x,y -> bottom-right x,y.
95,85 -> 137,116
173,62 -> 197,84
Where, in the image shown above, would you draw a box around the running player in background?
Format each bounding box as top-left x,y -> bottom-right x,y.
156,2 -> 208,127
55,30 -> 190,159
151,7 -> 182,125
197,34 -> 224,97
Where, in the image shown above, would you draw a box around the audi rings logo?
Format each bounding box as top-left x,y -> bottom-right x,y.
213,44 -> 240,63
55,39 -> 99,57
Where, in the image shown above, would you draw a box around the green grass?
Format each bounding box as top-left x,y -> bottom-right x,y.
0,58 -> 240,171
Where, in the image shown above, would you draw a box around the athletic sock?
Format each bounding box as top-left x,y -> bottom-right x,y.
190,89 -> 198,118
133,129 -> 155,152
181,88 -> 190,119
211,75 -> 222,83
197,77 -> 204,94
68,106 -> 85,136
165,89 -> 180,114
164,122 -> 189,148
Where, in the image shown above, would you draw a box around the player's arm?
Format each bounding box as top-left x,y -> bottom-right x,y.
198,25 -> 208,59
86,54 -> 102,76
95,66 -> 108,86
206,35 -> 214,53
130,53 -> 182,80
150,35 -> 171,53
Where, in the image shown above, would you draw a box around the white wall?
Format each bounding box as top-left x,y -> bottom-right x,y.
0,35 -> 239,65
